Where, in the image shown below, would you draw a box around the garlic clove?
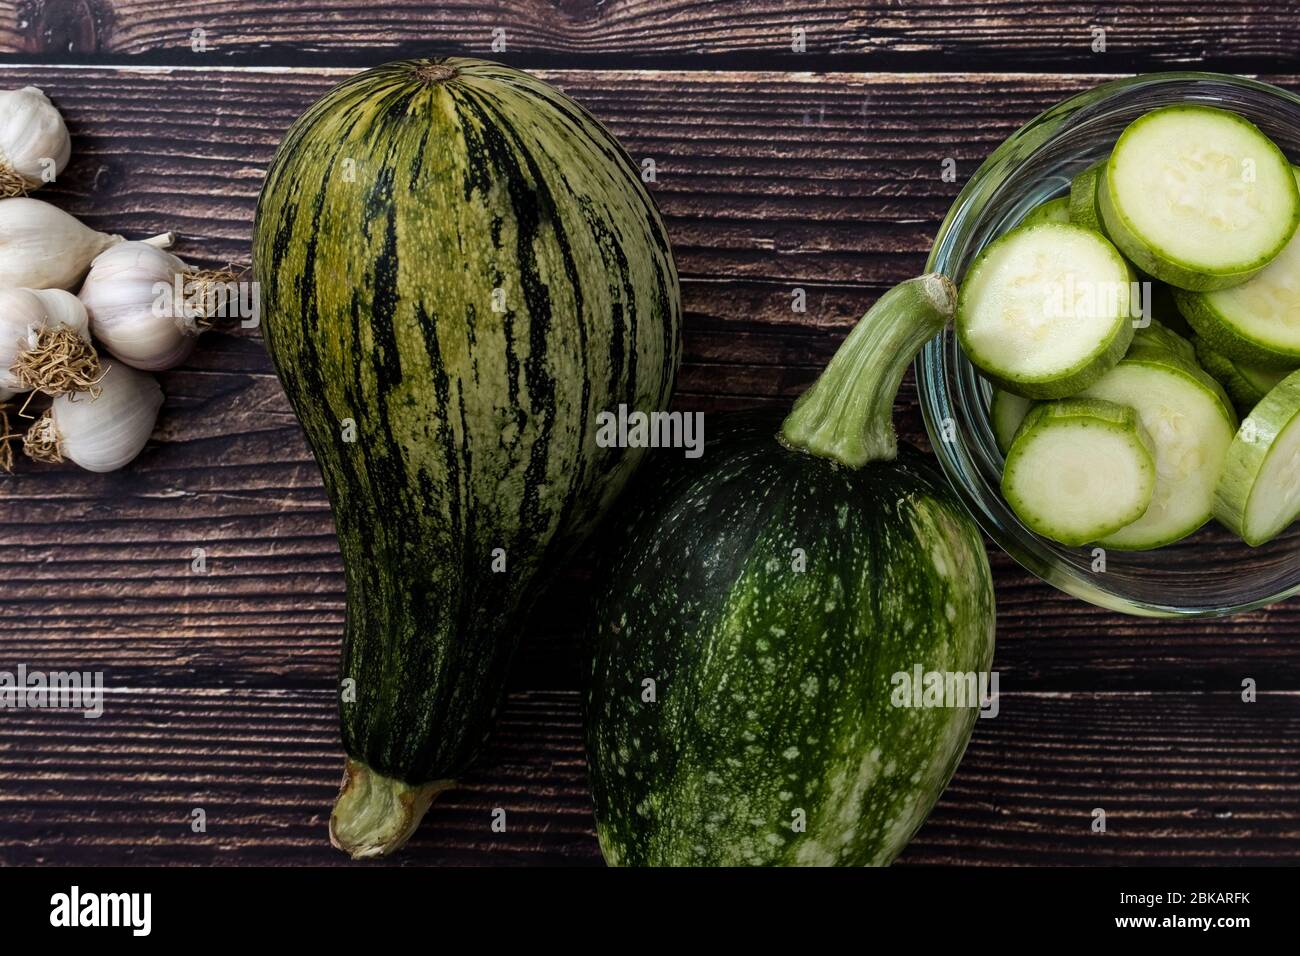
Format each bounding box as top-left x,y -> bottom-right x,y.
0,86 -> 71,198
81,240 -> 189,283
0,197 -> 173,290
29,364 -> 163,472
79,240 -> 198,370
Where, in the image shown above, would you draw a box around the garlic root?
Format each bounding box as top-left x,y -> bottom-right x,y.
0,157 -> 28,199
11,326 -> 103,398
180,267 -> 242,334
0,404 -> 16,473
22,408 -> 60,464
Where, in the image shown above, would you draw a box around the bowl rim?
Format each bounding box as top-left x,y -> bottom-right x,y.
915,71 -> 1300,619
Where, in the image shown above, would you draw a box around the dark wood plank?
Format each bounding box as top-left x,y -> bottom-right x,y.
2,67 -> 1300,691
2,689 -> 1296,865
2,1 -> 1297,71
5,65 -> 1294,285
0,66 -> 1098,282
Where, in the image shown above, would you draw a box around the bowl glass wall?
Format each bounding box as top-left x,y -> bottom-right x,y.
916,73 -> 1300,617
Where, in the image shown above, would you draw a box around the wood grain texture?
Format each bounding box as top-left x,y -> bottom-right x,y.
0,66 -> 1104,280
2,689 -> 1296,866
0,62 -> 1298,865
1,1 -> 1297,70
1,67 -> 1298,693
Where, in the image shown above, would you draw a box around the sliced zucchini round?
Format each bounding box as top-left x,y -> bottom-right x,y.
1214,370 -> 1300,546
1068,160 -> 1106,233
990,386 -> 1035,453
1078,326 -> 1238,549
1099,105 -> 1299,292
1173,168 -> 1300,364
1001,398 -> 1156,547
1192,335 -> 1291,413
1022,196 -> 1071,227
957,222 -> 1136,399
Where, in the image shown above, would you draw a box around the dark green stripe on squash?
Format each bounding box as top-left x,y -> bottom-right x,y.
253,57 -> 681,858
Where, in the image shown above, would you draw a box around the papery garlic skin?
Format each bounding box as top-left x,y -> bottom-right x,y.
79,240 -> 197,370
31,289 -> 91,342
0,287 -> 49,399
0,87 -> 71,197
48,364 -> 163,472
0,197 -> 124,289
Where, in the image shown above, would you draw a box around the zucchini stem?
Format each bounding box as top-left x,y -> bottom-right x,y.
781,273 -> 956,467
329,758 -> 453,859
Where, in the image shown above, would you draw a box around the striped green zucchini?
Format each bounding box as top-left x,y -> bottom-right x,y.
252,57 -> 681,858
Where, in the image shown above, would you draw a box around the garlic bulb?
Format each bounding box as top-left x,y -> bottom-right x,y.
31,289 -> 91,341
78,240 -> 218,370
0,287 -> 100,401
0,197 -> 174,290
0,288 -> 50,400
24,364 -> 162,473
0,87 -> 71,198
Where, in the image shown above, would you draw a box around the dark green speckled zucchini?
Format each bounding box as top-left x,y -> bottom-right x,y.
586,276 -> 996,866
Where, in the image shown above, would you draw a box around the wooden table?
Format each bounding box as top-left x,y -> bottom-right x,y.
1,2 -> 1298,866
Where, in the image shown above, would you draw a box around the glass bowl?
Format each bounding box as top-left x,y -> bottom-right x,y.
916,72 -> 1300,618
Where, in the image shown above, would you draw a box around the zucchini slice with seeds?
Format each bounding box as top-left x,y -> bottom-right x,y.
957,222 -> 1135,399
1077,325 -> 1238,550
1174,167 -> 1300,364
1099,105 -> 1299,291
1001,399 -> 1155,547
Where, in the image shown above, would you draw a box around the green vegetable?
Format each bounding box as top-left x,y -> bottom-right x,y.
252,57 -> 682,857
1099,106 -> 1299,291
1022,196 -> 1070,227
990,386 -> 1034,454
1140,316 -> 1200,366
957,222 -> 1135,398
1174,168 -> 1300,365
1077,325 -> 1237,549
587,275 -> 996,866
1214,369 -> 1300,546
1068,160 -> 1107,234
1001,399 -> 1156,547
1192,335 -> 1290,413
